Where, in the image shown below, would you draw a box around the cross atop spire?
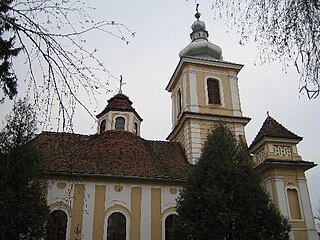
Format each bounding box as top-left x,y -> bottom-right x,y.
195,4 -> 201,20
118,75 -> 126,94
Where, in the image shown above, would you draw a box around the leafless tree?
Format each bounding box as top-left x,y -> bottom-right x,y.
212,0 -> 320,99
0,0 -> 135,130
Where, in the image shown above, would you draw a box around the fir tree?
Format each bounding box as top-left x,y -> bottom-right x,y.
172,123 -> 291,240
0,0 -> 20,102
0,99 -> 49,240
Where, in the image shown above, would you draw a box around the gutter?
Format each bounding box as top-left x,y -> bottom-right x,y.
40,170 -> 187,184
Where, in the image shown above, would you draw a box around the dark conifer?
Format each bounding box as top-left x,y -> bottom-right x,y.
0,99 -> 49,240
173,123 -> 290,240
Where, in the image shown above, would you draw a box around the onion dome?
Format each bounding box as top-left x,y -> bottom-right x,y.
179,7 -> 223,60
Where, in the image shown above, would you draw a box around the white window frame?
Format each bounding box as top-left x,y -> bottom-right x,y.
204,76 -> 225,107
104,210 -> 130,240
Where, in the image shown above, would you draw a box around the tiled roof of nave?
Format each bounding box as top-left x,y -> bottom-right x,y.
31,130 -> 191,181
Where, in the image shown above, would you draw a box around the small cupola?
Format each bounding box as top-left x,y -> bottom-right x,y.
96,91 -> 143,135
249,115 -> 303,166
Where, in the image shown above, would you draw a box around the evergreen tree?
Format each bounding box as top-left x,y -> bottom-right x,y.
172,123 -> 291,240
0,0 -> 20,102
0,99 -> 49,240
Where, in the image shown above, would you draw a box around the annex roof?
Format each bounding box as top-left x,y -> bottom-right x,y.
249,116 -> 302,149
31,130 -> 191,182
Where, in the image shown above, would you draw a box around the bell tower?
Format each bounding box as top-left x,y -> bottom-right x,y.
166,7 -> 250,164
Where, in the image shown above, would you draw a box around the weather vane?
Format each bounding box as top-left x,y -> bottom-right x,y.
195,3 -> 201,20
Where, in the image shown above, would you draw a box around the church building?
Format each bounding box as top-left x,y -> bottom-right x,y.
32,9 -> 318,240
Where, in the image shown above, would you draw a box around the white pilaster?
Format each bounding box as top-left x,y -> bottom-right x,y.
189,71 -> 199,112
190,122 -> 201,164
265,179 -> 274,201
141,186 -> 151,240
183,73 -> 187,111
183,124 -> 190,162
274,177 -> 289,218
229,75 -> 242,117
298,179 -> 320,240
81,182 -> 95,240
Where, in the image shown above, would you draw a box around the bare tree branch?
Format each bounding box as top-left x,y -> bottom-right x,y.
0,0 -> 136,130
212,0 -> 320,99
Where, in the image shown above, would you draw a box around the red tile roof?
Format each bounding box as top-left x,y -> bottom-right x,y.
96,93 -> 143,121
31,130 -> 191,181
249,116 -> 302,149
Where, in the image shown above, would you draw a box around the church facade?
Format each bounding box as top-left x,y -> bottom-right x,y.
32,10 -> 318,240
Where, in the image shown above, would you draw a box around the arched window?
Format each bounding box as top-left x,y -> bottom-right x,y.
177,89 -> 182,115
107,212 -> 126,240
100,120 -> 106,133
49,210 -> 68,240
134,122 -> 138,135
165,214 -> 177,240
287,188 -> 302,219
207,79 -> 221,105
115,117 -> 125,130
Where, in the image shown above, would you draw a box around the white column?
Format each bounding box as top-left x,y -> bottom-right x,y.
274,177 -> 289,218
229,75 -> 242,117
298,179 -> 320,240
183,73 -> 187,111
171,95 -> 174,128
141,186 -> 152,239
274,177 -> 295,240
183,124 -> 190,163
265,179 -> 274,201
189,71 -> 199,112
82,182 -> 95,240
190,122 -> 201,164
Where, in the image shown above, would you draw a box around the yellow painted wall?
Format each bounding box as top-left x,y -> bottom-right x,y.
93,185 -> 106,240
151,188 -> 162,240
260,167 -> 309,239
70,184 -> 85,240
130,187 -> 142,240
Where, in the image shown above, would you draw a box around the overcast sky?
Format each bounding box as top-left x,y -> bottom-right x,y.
1,0 -> 319,215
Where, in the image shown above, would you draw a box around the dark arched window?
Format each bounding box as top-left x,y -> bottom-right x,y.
107,212 -> 126,240
49,210 -> 68,240
115,117 -> 125,130
207,79 -> 221,105
100,120 -> 106,133
165,214 -> 177,240
177,89 -> 182,115
134,122 -> 138,135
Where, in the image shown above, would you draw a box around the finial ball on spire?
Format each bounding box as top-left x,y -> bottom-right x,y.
195,4 -> 201,20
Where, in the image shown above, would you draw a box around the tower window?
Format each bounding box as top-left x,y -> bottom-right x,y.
100,120 -> 106,133
177,89 -> 182,115
48,210 -> 68,240
287,188 -> 302,219
165,214 -> 177,240
115,117 -> 125,130
207,79 -> 221,105
107,212 -> 126,240
134,122 -> 138,135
